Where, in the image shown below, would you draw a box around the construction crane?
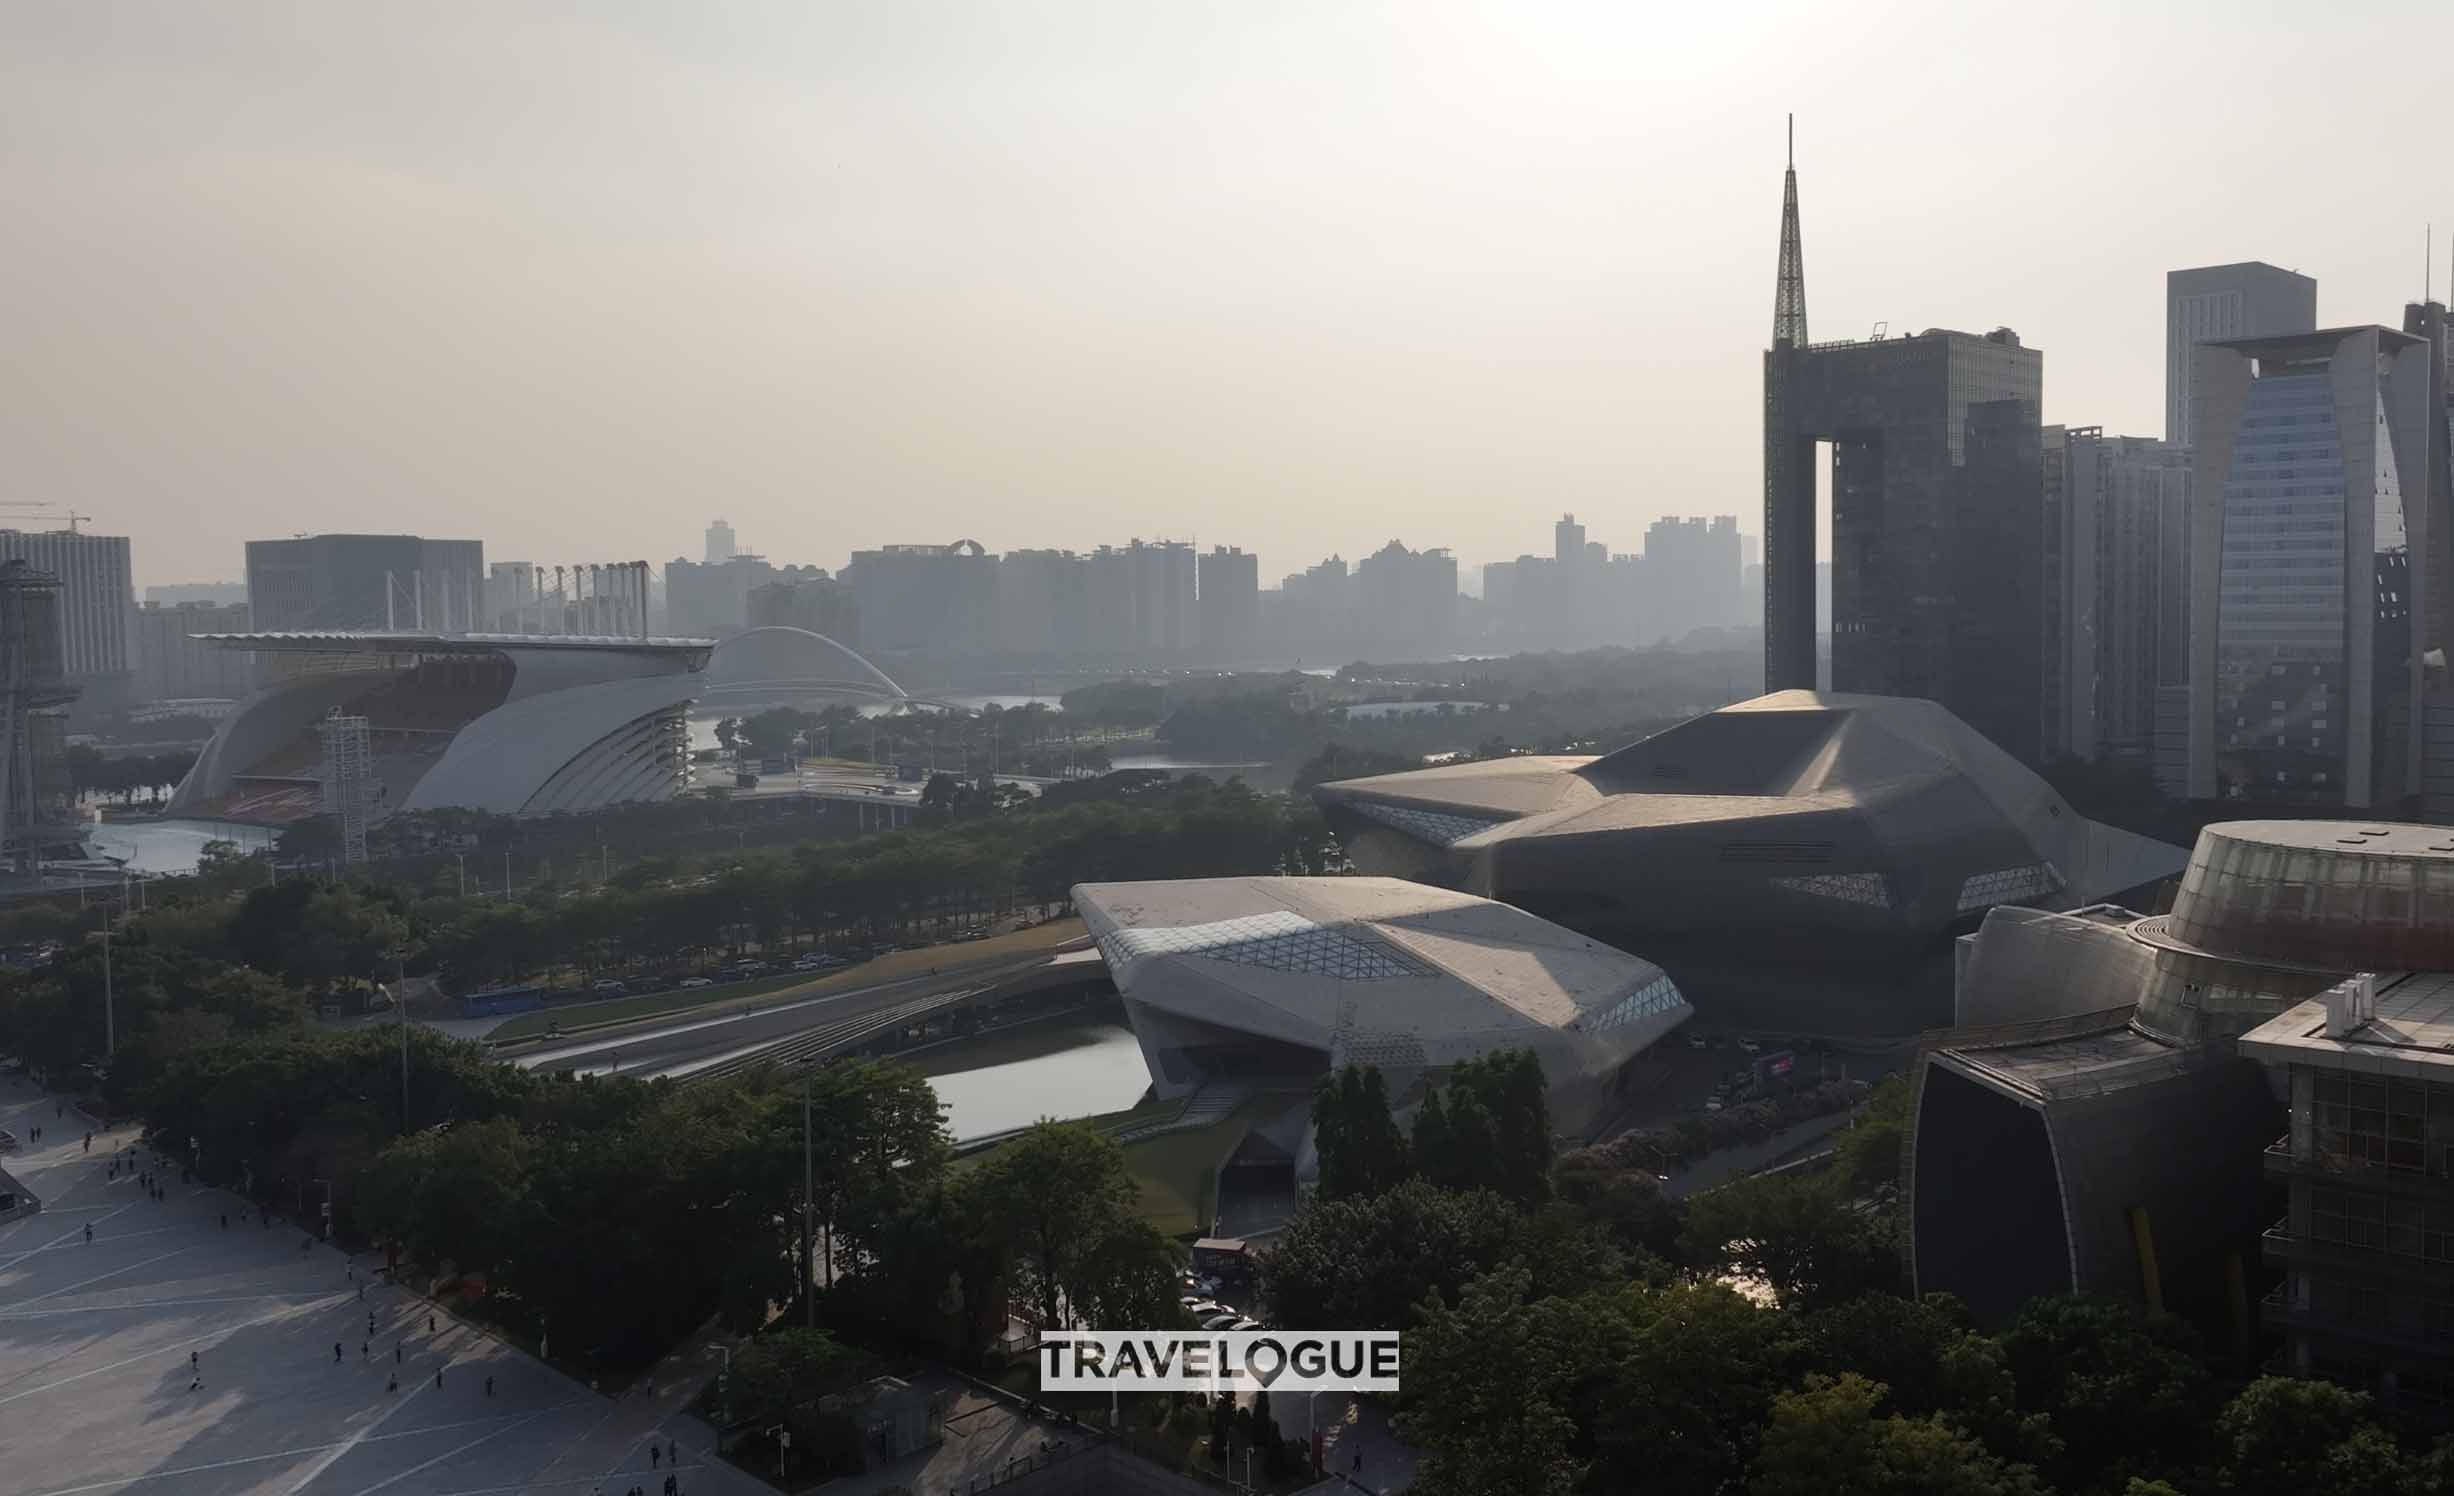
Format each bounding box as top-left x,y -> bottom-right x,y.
0,503 -> 93,532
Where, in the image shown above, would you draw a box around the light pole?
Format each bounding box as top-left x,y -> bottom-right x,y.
93,928 -> 117,1060
390,946 -> 410,1131
454,852 -> 466,900
802,1070 -> 816,1326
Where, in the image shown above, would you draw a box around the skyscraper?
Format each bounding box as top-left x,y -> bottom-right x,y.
2187,325 -> 2436,806
245,534 -> 484,633
1761,128 -> 2048,758
2040,428 -> 2189,760
2166,263 -> 2317,447
1197,545 -> 1260,660
705,519 -> 738,565
0,529 -> 133,706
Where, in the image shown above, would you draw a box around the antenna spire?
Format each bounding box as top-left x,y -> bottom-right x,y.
1771,115 -> 1809,348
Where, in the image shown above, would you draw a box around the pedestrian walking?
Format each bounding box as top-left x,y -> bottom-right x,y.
82,1223 -> 92,1244
387,1373 -> 398,1394
433,1369 -> 442,1390
189,1373 -> 201,1392
367,1311 -> 376,1336
358,1283 -> 365,1302
427,1312 -> 436,1333
652,1446 -> 661,1469
395,1342 -> 403,1364
83,1133 -> 90,1152
190,1351 -> 198,1370
334,1342 -> 343,1363
219,1213 -> 227,1229
362,1339 -> 370,1360
484,1374 -> 494,1398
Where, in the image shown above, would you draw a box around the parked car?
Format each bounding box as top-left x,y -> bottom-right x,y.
1736,1037 -> 1763,1054
1227,1318 -> 1262,1332
679,977 -> 714,990
1684,1033 -> 1708,1050
590,979 -> 627,996
1200,1312 -> 1243,1331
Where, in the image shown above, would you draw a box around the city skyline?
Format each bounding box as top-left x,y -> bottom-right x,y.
7,2 -> 2447,591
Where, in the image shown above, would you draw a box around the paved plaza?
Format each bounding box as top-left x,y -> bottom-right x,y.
0,1076 -> 769,1496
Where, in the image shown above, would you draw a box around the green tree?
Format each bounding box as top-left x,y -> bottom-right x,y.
2215,1376 -> 2411,1496
969,1121 -> 1140,1330
1751,1373 -> 2048,1496
1413,1050 -> 1551,1204
1992,1296 -> 2215,1492
1401,1266 -> 1584,1496
356,1116 -> 534,1277
1259,1178 -> 1519,1331
1310,1064 -> 1412,1201
1680,1169 -> 1899,1311
1588,1282 -> 1795,1496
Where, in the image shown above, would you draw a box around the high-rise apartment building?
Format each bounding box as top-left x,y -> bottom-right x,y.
2167,263 -> 2319,447
2187,326 -> 2437,806
0,561 -> 81,868
841,541 -> 996,654
1642,516 -> 1744,639
1761,137 -> 2047,758
745,574 -> 859,645
664,554 -> 821,637
1123,540 -> 1197,653
0,529 -> 133,704
129,600 -> 254,702
2041,429 -> 2190,759
1354,542 -> 1456,652
1198,546 -> 1260,659
245,534 -> 484,633
705,519 -> 738,566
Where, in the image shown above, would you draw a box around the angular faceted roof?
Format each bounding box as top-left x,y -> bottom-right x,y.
1075,876 -> 1691,1130
1316,691 -> 2189,943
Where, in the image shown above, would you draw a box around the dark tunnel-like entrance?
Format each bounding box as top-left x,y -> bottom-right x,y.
1913,1064 -> 2071,1324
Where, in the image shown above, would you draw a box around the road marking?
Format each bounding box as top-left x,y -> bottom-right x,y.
0,1246 -> 190,1309
19,1409 -> 560,1496
335,1409 -> 549,1496
0,1291 -> 345,1406
0,1289 -> 333,1319
0,1202 -> 141,1265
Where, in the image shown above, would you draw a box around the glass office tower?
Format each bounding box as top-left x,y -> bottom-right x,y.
2189,327 -> 2435,806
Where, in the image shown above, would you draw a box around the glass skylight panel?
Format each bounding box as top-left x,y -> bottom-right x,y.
1957,861 -> 2066,913
1100,909 -> 1428,980
1349,799 -> 1505,847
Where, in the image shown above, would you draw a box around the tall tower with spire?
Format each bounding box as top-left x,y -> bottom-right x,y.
1772,114 -> 1809,348
1762,115 -> 1818,692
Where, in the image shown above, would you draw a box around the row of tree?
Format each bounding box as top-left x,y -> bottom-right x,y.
0,775 -> 1334,1078
128,1020 -> 1183,1386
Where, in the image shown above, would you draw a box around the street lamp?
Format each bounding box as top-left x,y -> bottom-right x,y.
91,928 -> 117,1060
386,946 -> 410,1131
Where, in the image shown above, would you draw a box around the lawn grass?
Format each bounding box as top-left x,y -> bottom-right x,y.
484,917 -> 1087,1043
1117,1103 -> 1255,1238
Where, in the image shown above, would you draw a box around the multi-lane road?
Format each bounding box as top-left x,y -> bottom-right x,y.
500,941 -> 1096,1084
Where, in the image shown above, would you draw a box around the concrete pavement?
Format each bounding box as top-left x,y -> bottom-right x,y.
0,1075 -> 771,1496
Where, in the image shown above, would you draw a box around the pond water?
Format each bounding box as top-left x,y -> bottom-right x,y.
911,1018 -> 1153,1141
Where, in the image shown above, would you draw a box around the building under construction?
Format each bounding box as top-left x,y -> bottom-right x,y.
0,560 -> 86,872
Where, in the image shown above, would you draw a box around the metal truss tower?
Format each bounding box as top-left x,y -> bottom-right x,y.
317,710 -> 376,866
1772,114 -> 1809,348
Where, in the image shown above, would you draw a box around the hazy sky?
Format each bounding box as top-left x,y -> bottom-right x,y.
6,2 -> 2446,591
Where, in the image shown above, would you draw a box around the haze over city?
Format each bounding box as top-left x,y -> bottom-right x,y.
7,0 -> 2447,590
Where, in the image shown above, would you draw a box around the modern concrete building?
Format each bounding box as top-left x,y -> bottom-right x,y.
2041,428 -> 2190,759
1316,690 -> 2187,1033
704,518 -> 738,566
129,600 -> 253,704
1760,140 -> 2047,758
245,534 -> 484,634
663,555 -> 823,638
2243,969 -> 2454,1401
1197,545 -> 1260,660
2167,262 -> 2318,448
2186,326 -> 2437,807
0,529 -> 133,706
170,630 -> 712,822
1123,540 -> 1197,654
1910,818 -> 2454,1388
1074,875 -> 1693,1144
